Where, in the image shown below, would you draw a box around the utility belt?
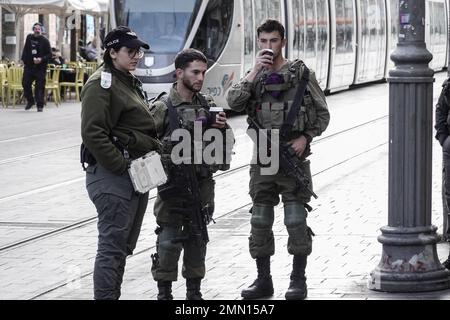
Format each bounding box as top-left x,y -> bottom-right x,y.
80,136 -> 129,171
80,137 -> 167,194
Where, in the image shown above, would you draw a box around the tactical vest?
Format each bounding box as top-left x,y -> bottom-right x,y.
250,60 -> 316,136
155,92 -> 230,175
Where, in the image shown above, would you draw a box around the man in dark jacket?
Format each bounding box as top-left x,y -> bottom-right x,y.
21,22 -> 51,112
435,77 -> 450,268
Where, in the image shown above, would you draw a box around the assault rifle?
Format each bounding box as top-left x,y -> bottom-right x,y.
247,116 -> 318,199
158,150 -> 211,246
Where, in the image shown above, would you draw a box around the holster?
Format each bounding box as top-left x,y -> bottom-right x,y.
80,143 -> 97,170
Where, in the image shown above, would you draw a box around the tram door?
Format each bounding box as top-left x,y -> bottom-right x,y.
426,0 -> 447,70
328,0 -> 357,92
243,0 -> 255,74
385,0 -> 398,77
354,0 -> 387,84
289,0 -> 330,90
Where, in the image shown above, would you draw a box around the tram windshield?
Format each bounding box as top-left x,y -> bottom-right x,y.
114,0 -> 201,54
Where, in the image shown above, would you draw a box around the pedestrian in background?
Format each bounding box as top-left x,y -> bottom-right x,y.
80,26 -> 162,300
21,22 -> 51,112
49,47 -> 65,66
227,19 -> 330,300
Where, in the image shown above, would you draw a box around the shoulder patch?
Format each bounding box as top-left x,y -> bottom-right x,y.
100,71 -> 112,89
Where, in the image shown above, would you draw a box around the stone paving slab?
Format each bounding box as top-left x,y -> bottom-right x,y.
1,72 -> 449,300
35,140 -> 450,300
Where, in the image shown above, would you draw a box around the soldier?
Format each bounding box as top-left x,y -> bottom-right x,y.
435,77 -> 450,269
81,26 -> 162,299
149,48 -> 232,300
226,19 -> 330,300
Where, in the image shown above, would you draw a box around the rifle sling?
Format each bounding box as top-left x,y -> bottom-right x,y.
280,66 -> 310,138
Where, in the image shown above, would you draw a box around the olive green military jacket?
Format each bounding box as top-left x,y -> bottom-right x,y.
81,65 -> 160,175
226,60 -> 330,141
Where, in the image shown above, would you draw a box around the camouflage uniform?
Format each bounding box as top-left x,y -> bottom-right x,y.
149,83 -> 232,283
226,60 -> 329,259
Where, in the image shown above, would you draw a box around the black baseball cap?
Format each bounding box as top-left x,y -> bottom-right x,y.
103,26 -> 149,50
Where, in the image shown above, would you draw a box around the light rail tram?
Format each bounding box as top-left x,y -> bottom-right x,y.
111,0 -> 449,108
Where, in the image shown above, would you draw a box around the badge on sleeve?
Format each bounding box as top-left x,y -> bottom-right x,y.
100,71 -> 112,89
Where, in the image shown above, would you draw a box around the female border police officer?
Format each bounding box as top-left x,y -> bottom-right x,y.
81,26 -> 161,300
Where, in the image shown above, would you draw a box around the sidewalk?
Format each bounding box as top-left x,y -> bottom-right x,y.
37,139 -> 450,300
1,72 -> 450,300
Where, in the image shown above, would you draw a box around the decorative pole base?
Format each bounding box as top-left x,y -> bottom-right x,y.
369,225 -> 450,292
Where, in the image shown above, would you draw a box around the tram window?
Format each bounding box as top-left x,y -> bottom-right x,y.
335,0 -> 345,53
317,0 -> 328,52
191,0 -> 234,67
114,0 -> 201,54
254,0 -> 281,28
335,0 -> 353,53
316,0 -> 329,84
292,0 -> 305,60
243,0 -> 254,72
305,0 -> 316,58
390,0 -> 398,51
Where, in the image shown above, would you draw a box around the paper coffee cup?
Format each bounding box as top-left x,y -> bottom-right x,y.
209,106 -> 224,125
262,49 -> 274,56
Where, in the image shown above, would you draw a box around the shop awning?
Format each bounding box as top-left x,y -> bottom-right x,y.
1,0 -> 107,15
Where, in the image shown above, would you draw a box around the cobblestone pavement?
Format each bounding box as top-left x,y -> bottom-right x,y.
1,73 -> 450,300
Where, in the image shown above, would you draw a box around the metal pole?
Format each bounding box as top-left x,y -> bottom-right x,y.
0,6 -> 3,60
369,0 -> 450,292
448,0 -> 450,76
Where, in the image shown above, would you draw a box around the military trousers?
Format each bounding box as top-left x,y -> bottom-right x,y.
248,163 -> 313,258
86,163 -> 148,300
151,177 -> 215,282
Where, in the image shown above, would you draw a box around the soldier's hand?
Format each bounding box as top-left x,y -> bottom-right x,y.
33,57 -> 42,64
211,111 -> 227,129
287,135 -> 307,157
254,50 -> 274,72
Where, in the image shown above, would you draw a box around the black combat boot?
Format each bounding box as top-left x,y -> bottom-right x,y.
157,280 -> 173,300
241,256 -> 274,299
186,278 -> 203,300
285,255 -> 307,300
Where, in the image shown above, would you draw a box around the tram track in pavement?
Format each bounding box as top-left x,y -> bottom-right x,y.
28,140 -> 389,300
0,114 -> 389,253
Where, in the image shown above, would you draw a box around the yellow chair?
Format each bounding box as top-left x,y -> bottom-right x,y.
6,66 -> 24,108
84,61 -> 98,78
45,66 -> 61,106
66,61 -> 80,69
59,66 -> 85,101
0,64 -> 8,108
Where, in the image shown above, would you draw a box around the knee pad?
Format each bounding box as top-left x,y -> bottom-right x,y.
155,227 -> 183,267
250,205 -> 274,229
283,202 -> 307,228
